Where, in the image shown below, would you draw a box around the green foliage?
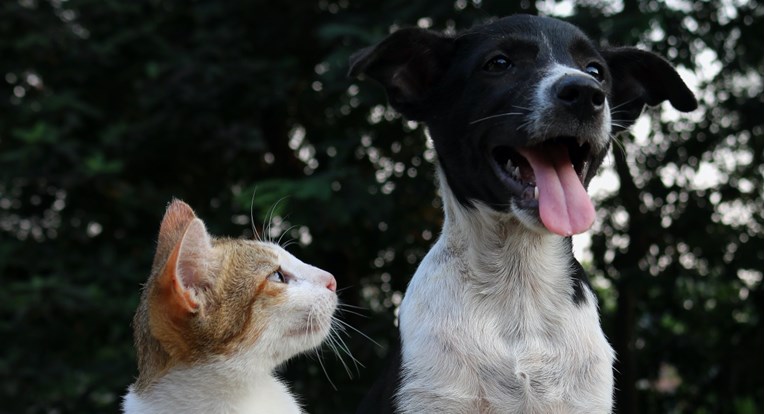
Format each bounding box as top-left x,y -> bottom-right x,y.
0,0 -> 761,413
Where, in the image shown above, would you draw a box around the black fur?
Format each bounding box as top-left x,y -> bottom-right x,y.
349,15 -> 696,211
566,237 -> 593,305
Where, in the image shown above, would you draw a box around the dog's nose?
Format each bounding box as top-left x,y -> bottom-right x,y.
553,75 -> 605,119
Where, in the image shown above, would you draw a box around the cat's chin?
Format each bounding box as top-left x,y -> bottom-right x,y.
285,323 -> 329,339
286,321 -> 334,352
282,292 -> 338,352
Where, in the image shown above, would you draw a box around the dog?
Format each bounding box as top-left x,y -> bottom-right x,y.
350,14 -> 697,414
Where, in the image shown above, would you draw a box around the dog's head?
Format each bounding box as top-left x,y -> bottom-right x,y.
349,15 -> 697,236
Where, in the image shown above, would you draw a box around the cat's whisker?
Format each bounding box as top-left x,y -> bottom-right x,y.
325,327 -> 355,378
262,201 -> 273,243
332,317 -> 382,348
280,239 -> 298,250
336,302 -> 368,310
313,348 -> 338,391
327,320 -> 363,375
335,306 -> 369,319
248,189 -> 262,242
335,325 -> 358,341
281,239 -> 295,247
276,224 -> 300,247
264,196 -> 291,243
306,306 -> 349,383
305,305 -> 316,338
335,332 -> 364,372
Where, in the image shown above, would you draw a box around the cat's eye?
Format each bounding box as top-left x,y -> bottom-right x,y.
483,55 -> 513,73
585,63 -> 604,82
267,270 -> 287,283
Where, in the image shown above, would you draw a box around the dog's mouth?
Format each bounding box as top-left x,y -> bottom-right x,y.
490,137 -> 595,236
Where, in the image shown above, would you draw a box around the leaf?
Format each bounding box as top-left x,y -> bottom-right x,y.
11,122 -> 58,144
83,152 -> 124,175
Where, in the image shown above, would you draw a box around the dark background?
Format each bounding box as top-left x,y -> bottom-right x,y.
1,0 -> 762,413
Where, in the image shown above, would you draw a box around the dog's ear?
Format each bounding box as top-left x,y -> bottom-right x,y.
348,28 -> 454,120
602,47 -> 697,132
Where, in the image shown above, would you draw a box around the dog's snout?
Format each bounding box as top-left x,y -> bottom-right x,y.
553,75 -> 605,119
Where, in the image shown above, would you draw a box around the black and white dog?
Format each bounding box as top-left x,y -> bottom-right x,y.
350,15 -> 696,414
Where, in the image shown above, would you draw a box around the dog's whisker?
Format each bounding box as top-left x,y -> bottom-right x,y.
609,95 -> 643,112
516,118 -> 534,132
609,134 -> 628,157
469,112 -> 526,125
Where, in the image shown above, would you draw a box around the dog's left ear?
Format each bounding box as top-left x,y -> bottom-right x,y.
602,47 -> 698,132
348,28 -> 454,121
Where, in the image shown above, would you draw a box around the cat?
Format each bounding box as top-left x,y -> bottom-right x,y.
123,199 -> 338,414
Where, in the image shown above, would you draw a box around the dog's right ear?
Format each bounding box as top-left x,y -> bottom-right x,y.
602,47 -> 698,132
348,28 -> 454,121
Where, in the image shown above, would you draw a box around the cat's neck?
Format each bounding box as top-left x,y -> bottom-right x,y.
123,359 -> 303,414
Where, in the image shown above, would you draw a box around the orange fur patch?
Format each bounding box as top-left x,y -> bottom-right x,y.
134,226 -> 289,391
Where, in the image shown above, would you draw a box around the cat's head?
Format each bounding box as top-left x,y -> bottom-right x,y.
133,199 -> 337,389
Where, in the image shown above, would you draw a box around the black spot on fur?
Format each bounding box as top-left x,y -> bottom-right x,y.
566,237 -> 592,306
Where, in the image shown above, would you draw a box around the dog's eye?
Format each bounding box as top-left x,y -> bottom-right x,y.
483,55 -> 513,72
267,270 -> 287,283
585,63 -> 604,81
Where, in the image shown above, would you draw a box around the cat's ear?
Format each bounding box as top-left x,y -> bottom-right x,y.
152,199 -> 198,272
156,217 -> 213,315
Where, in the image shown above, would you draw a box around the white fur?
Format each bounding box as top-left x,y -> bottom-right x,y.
395,169 -> 614,413
527,63 -> 612,154
124,244 -> 337,414
123,358 -> 302,414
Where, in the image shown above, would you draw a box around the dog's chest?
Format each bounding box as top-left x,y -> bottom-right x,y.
396,236 -> 614,413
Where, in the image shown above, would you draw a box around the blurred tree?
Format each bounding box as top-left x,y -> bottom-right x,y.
0,0 -> 760,413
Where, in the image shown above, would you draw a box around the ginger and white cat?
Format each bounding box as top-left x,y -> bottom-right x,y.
123,199 -> 337,414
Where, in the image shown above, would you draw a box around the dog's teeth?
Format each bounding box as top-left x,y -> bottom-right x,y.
534,186 -> 539,199
505,160 -> 513,171
513,167 -> 520,178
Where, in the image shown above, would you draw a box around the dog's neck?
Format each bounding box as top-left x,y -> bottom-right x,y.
436,167 -> 575,299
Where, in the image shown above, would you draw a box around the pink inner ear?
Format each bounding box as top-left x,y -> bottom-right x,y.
153,199 -> 198,272
175,218 -> 213,290
159,200 -> 196,240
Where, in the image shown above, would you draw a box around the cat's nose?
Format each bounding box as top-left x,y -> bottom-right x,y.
324,273 -> 337,292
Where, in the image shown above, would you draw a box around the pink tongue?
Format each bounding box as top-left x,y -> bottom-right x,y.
517,145 -> 595,236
